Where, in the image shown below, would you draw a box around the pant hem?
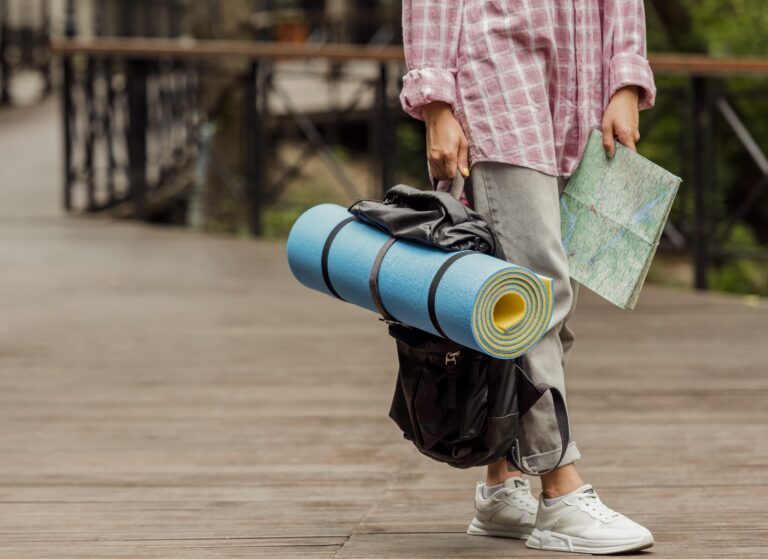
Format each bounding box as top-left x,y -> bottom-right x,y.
519,441 -> 581,474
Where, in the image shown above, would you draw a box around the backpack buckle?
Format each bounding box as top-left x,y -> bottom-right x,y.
445,351 -> 460,366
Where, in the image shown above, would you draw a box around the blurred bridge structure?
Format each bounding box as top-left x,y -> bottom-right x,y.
0,0 -> 52,103
50,33 -> 768,292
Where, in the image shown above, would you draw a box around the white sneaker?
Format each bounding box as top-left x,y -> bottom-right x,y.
526,485 -> 654,555
466,477 -> 538,539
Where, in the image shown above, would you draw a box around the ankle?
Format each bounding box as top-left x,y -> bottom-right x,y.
485,473 -> 522,486
540,464 -> 584,499
485,461 -> 522,486
541,481 -> 581,500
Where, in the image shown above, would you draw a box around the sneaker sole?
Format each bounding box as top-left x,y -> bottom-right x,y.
526,528 -> 654,555
466,517 -> 533,540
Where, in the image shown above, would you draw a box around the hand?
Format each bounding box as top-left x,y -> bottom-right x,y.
601,86 -> 640,158
423,102 -> 469,180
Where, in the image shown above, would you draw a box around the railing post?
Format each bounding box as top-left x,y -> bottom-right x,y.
692,76 -> 712,290
61,55 -> 73,211
244,60 -> 265,236
375,62 -> 395,198
104,59 -> 117,206
84,57 -> 96,210
41,0 -> 51,95
127,59 -> 149,220
0,0 -> 10,105
61,0 -> 77,211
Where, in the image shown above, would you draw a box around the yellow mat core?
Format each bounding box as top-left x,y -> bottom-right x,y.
492,292 -> 527,332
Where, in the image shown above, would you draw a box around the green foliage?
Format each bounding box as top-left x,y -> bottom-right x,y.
396,121 -> 428,185
710,223 -> 768,295
261,181 -> 343,239
682,0 -> 768,56
643,1 -> 768,295
710,259 -> 768,295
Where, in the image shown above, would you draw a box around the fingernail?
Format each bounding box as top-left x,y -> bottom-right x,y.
461,167 -> 470,177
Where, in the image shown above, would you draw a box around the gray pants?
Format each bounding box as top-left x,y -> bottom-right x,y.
466,162 -> 581,474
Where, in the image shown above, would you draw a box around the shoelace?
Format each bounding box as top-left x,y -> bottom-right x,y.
501,486 -> 538,514
574,492 -> 620,522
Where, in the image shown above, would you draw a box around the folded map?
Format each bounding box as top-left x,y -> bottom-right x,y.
560,129 -> 682,309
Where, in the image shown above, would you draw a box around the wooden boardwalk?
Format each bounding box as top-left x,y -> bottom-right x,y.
1,101 -> 767,558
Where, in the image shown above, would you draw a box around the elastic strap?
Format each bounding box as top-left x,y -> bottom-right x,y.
427,251 -> 472,338
321,216 -> 356,301
508,365 -> 571,476
369,237 -> 398,322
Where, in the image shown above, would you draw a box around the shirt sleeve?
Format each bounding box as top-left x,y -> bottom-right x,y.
399,0 -> 463,121
606,0 -> 657,111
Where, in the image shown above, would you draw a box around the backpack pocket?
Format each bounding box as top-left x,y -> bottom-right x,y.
387,323 -> 494,465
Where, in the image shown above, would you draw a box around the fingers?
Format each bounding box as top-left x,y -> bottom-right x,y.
428,149 -> 457,180
428,136 -> 468,180
457,134 -> 470,177
425,108 -> 469,179
616,126 -> 639,153
428,144 -> 460,180
619,136 -> 637,152
602,122 -> 615,159
617,128 -> 640,151
602,120 -> 641,157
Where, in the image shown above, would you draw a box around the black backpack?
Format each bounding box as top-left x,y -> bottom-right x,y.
348,174 -> 570,474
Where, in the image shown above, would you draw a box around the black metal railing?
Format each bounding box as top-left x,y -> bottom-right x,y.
60,54 -> 199,216
53,38 -> 403,234
636,56 -> 768,290
51,39 -> 768,293
0,0 -> 50,104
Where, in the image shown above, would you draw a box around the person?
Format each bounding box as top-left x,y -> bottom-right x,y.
399,0 -> 656,554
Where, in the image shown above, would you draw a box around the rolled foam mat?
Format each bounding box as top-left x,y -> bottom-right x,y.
286,204 -> 554,359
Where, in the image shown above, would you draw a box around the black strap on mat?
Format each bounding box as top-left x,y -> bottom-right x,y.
369,237 -> 398,322
321,216 -> 356,301
508,365 -> 571,476
427,251 -> 472,337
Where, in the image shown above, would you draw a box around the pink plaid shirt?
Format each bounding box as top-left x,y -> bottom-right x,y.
400,0 -> 657,178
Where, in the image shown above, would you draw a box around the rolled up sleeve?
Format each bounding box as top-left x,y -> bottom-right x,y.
606,0 -> 657,110
399,0 -> 463,120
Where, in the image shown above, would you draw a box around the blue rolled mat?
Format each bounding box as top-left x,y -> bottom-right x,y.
286,204 -> 554,359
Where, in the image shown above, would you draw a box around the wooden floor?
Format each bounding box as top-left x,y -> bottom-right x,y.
1,101 -> 767,558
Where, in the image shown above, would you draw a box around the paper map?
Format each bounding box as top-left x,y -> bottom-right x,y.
560,129 -> 682,309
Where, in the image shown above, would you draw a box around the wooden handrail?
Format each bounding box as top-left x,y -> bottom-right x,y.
649,53 -> 768,76
50,37 -> 768,76
49,37 -> 406,63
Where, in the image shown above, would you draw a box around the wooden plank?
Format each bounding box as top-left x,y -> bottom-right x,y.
336,532 -> 768,558
358,485 -> 768,534
0,538 -> 342,559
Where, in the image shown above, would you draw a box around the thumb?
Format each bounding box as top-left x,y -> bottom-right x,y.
457,134 -> 470,177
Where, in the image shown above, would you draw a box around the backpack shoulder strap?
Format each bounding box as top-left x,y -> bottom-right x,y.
508,365 -> 571,476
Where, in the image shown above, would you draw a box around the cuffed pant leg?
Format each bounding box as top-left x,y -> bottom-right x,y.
467,162 -> 580,474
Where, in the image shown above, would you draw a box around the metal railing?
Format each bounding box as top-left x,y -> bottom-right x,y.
60,54 -> 200,216
0,0 -> 50,104
52,37 -> 404,234
646,55 -> 768,289
50,39 -> 768,292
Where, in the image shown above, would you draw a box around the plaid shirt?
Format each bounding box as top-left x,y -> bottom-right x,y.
400,0 -> 657,178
